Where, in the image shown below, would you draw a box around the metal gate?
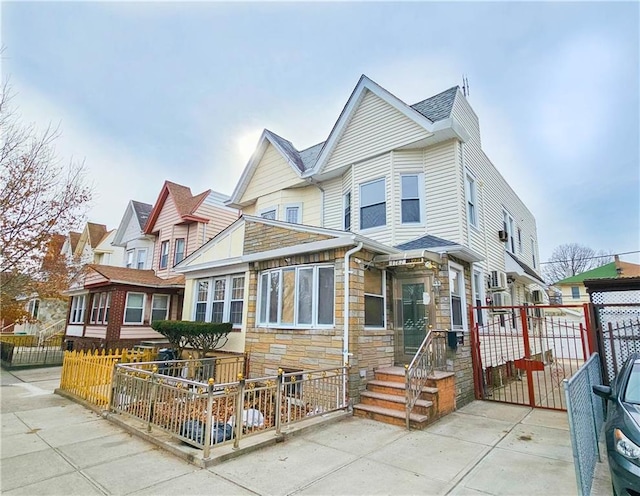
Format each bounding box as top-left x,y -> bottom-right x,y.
470,304 -> 594,410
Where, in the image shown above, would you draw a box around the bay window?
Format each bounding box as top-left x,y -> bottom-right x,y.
124,292 -> 145,324
258,265 -> 334,327
69,295 -> 86,324
401,174 -> 422,224
159,241 -> 169,269
193,274 -> 245,327
90,292 -> 110,325
360,178 -> 386,229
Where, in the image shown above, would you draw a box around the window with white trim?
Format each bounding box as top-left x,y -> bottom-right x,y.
124,292 -> 145,324
69,295 -> 86,324
90,292 -> 110,325
360,178 -> 386,229
174,238 -> 185,265
285,205 -> 301,224
27,299 -> 40,319
400,174 -> 422,224
503,210 -> 515,254
151,294 -> 170,322
159,241 -> 169,269
465,174 -> 477,228
193,275 -> 245,327
126,250 -> 135,268
260,208 -> 277,220
531,238 -> 537,268
472,271 -> 484,326
258,265 -> 334,327
571,286 -> 580,299
343,191 -> 351,231
364,268 -> 385,328
517,228 -> 523,253
195,280 -> 209,322
136,249 -> 147,270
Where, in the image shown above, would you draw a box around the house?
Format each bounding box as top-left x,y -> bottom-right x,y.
555,256 -> 640,304
63,182 -> 239,350
175,75 -> 544,408
72,222 -> 125,266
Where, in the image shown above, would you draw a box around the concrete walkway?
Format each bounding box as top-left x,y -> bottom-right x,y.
1,366 -> 612,495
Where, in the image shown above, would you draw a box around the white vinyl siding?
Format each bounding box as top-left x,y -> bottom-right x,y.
351,154 -> 392,245
423,141 -> 460,242
324,90 -> 430,174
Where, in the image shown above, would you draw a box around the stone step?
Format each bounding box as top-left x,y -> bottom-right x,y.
359,391 -> 433,414
353,403 -> 430,429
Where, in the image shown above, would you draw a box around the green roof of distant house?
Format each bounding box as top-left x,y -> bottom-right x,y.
556,262 -> 618,284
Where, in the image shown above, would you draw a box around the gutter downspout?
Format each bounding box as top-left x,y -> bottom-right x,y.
343,241 -> 363,407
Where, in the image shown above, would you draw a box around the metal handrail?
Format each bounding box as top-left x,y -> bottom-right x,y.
404,329 -> 447,429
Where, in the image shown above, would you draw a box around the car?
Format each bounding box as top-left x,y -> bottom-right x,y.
593,352 -> 640,496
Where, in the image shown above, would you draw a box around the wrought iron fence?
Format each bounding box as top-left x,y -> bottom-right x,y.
563,353 -> 605,496
405,330 -> 447,429
0,335 -> 65,368
110,363 -> 348,457
152,355 -> 246,384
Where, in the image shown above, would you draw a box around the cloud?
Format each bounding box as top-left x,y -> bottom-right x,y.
10,78 -> 166,229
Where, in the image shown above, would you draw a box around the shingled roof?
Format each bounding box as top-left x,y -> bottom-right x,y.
87,222 -> 108,248
131,200 -> 152,228
68,231 -> 81,252
410,86 -> 458,123
86,264 -> 185,287
395,234 -> 458,251
144,181 -> 211,234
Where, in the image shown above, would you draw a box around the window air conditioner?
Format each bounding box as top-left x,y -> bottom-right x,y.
489,270 -> 508,289
492,291 -> 511,308
498,230 -> 509,242
532,290 -> 543,304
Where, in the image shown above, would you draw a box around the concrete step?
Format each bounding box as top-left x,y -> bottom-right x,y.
353,403 -> 430,429
359,391 -> 433,415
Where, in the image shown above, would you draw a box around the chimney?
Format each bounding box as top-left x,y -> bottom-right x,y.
615,255 -> 623,276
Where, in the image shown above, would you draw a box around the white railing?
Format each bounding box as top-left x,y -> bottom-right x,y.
37,319 -> 66,346
405,330 -> 447,429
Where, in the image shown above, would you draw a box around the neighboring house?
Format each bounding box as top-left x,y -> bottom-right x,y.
60,231 -> 81,265
111,200 -> 155,270
64,265 -> 184,349
143,181 -> 239,279
175,75 -> 544,407
555,256 -> 640,304
63,182 -> 239,350
72,222 -> 124,266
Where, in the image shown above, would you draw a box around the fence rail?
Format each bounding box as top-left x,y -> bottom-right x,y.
0,334 -> 65,368
563,353 -> 605,496
110,364 -> 348,456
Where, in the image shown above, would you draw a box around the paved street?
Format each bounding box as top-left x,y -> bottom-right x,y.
1,366 -> 612,495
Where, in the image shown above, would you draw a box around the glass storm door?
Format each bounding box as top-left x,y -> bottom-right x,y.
395,279 -> 428,364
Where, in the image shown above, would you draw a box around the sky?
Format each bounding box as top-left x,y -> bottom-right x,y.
2,1 -> 639,265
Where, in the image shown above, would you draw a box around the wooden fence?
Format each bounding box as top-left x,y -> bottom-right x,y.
59,348 -> 156,407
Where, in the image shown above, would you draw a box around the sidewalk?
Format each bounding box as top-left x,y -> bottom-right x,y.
1,366 -> 612,495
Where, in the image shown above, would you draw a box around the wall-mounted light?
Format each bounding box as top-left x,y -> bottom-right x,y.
432,278 -> 442,298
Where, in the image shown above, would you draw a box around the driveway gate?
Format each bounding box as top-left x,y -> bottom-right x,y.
470,304 -> 595,410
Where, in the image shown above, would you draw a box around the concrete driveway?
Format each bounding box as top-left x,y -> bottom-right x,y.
1,366 -> 612,495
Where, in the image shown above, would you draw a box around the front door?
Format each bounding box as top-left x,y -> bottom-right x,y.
394,278 -> 431,364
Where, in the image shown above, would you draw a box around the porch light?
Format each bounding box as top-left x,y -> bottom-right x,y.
432,278 -> 442,297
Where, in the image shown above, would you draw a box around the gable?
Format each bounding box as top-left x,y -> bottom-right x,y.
180,221 -> 246,267
240,143 -> 304,205
323,90 -> 431,174
154,194 -> 182,233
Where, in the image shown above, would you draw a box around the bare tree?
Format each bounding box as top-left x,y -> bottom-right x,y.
543,243 -> 614,283
0,80 -> 92,323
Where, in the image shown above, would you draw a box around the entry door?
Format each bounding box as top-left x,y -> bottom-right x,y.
395,279 -> 428,364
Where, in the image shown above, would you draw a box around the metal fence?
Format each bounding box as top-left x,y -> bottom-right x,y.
110,363 -> 348,458
152,355 -> 246,384
563,353 -> 605,496
0,335 -> 65,368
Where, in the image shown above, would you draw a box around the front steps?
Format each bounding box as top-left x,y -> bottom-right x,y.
353,366 -> 455,429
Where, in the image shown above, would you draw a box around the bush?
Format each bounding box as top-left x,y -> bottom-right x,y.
151,320 -> 233,357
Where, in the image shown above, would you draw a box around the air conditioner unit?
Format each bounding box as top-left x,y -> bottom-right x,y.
532,290 -> 543,304
498,230 -> 509,242
492,291 -> 512,308
489,270 -> 508,290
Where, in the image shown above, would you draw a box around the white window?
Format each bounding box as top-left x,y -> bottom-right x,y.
136,249 -> 147,270
174,238 -> 185,265
195,280 -> 209,322
27,299 -> 40,319
343,191 -> 351,231
260,207 -> 277,220
449,265 -> 466,330
151,295 -> 170,322
360,178 -> 386,230
159,241 -> 169,269
531,239 -> 537,268
285,204 -> 301,224
69,295 -> 86,324
503,210 -> 515,254
124,292 -> 145,324
90,292 -> 110,325
400,174 -> 422,224
192,275 -> 245,327
364,268 -> 385,328
258,265 -> 334,327
472,271 -> 484,326
126,250 -> 135,268
465,174 -> 478,228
